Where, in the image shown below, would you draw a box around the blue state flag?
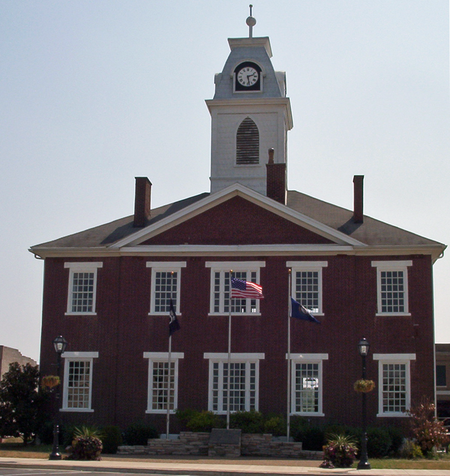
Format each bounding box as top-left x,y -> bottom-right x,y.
290,298 -> 320,324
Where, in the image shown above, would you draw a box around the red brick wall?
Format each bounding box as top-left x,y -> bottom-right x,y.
39,252 -> 435,432
143,197 -> 333,246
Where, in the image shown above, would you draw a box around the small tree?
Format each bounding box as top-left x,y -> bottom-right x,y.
407,398 -> 449,456
0,362 -> 49,445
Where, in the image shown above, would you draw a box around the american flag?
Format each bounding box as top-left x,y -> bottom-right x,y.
231,277 -> 264,300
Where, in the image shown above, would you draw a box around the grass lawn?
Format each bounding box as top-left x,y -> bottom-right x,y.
368,456 -> 450,470
0,438 -> 52,459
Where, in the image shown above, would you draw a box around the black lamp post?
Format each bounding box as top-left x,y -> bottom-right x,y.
357,337 -> 371,470
49,335 -> 68,460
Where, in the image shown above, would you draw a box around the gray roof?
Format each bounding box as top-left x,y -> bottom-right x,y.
287,191 -> 440,248
30,189 -> 444,256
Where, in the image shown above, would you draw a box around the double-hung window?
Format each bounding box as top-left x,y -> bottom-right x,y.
289,353 -> 328,416
372,261 -> 412,315
144,352 -> 184,414
206,261 -> 265,315
65,262 -> 103,315
62,352 -> 98,412
204,353 -> 264,413
147,262 -> 186,315
374,353 -> 415,417
287,261 -> 328,315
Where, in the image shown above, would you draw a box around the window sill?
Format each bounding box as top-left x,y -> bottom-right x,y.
148,313 -> 183,317
65,312 -> 97,316
212,410 -> 258,415
208,313 -> 262,317
375,313 -> 411,317
145,410 -> 176,414
377,412 -> 408,418
61,408 -> 94,413
291,412 -> 325,417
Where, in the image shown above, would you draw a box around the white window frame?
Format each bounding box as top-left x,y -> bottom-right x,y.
372,261 -> 412,316
374,353 -> 416,417
65,262 -> 103,315
288,353 -> 328,417
204,352 -> 264,414
206,261 -> 265,316
146,262 -> 186,315
144,352 -> 184,414
287,261 -> 328,316
61,351 -> 98,412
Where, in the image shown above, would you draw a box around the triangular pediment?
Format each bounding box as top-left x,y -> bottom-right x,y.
112,184 -> 365,249
141,196 -> 333,246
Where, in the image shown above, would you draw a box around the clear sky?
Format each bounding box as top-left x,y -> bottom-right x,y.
0,1 -> 449,363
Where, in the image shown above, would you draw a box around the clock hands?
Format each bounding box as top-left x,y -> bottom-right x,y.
246,72 -> 257,85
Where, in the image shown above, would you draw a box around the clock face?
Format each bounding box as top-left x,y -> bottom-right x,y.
237,66 -> 259,87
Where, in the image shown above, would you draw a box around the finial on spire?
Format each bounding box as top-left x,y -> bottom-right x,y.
246,4 -> 256,38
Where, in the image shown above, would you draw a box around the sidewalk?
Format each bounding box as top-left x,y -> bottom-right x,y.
2,455 -> 450,476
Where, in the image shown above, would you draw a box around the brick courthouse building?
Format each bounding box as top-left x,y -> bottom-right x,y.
31,15 -> 445,434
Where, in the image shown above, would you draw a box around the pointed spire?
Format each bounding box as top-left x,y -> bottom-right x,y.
246,4 -> 256,38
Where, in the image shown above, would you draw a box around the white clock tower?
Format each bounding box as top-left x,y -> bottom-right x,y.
206,8 -> 293,196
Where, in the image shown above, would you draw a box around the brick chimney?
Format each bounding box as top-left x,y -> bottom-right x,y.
134,177 -> 152,227
266,148 -> 287,205
353,175 -> 364,223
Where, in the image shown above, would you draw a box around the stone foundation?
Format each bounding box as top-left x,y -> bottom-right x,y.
120,432 -> 210,456
118,431 -> 323,459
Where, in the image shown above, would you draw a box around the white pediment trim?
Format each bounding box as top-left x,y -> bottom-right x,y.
110,183 -> 366,249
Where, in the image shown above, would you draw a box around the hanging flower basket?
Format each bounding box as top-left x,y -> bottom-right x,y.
354,379 -> 375,393
41,375 -> 60,389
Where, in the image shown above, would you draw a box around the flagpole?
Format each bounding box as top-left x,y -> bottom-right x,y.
287,268 -> 292,441
166,282 -> 175,441
227,270 -> 233,430
166,332 -> 172,439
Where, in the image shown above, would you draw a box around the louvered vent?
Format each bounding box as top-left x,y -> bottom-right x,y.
236,118 -> 259,165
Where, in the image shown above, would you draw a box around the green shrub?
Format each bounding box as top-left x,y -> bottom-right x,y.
387,426 -> 405,456
290,415 -> 308,441
123,422 -> 158,445
230,410 -> 264,433
297,426 -> 325,451
366,427 -> 392,458
263,415 -> 286,436
186,411 -> 224,432
399,438 -> 424,459
325,424 -> 359,440
37,420 -> 55,445
101,425 -> 123,454
61,423 -> 81,447
175,408 -> 196,428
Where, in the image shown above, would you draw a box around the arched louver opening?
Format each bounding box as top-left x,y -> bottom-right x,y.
236,118 -> 259,165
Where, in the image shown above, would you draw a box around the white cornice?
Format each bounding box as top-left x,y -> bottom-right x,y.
30,244 -> 443,260
228,37 -> 272,57
206,98 -> 291,107
206,98 -> 293,130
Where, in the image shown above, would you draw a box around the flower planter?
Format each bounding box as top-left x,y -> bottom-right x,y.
353,379 -> 375,393
41,375 -> 60,389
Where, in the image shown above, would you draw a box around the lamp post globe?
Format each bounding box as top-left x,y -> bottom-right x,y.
358,338 -> 370,357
